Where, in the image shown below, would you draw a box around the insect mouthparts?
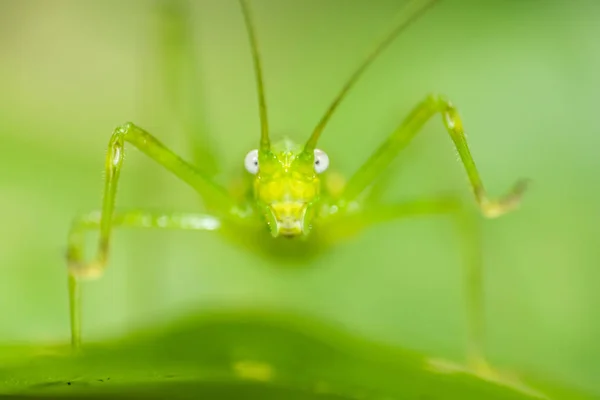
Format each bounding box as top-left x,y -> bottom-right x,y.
268,202 -> 307,238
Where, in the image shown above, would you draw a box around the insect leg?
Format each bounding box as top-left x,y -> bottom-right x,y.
323,197 -> 489,375
67,123 -> 237,303
340,95 -> 528,218
67,210 -> 223,348
153,1 -> 220,175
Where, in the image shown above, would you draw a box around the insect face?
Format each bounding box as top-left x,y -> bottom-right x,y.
245,139 -> 329,238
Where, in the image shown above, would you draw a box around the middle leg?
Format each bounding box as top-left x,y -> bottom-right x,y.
325,198 -> 545,396
322,197 -> 487,374
67,209 -> 226,348
323,199 -> 545,398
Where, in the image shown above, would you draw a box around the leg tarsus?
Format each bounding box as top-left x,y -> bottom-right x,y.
68,260 -> 106,280
66,211 -> 109,281
479,178 -> 530,219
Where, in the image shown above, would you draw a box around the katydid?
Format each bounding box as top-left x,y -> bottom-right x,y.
66,0 -> 528,380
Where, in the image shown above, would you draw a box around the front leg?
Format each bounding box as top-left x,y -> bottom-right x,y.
340,95 -> 528,218
68,122 -> 237,279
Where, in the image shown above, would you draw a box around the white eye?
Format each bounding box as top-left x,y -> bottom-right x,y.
244,149 -> 259,174
314,149 -> 329,173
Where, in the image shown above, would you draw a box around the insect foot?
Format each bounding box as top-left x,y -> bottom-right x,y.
67,259 -> 106,280
479,178 -> 530,219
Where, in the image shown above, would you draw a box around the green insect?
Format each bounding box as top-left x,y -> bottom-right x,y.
66,0 -> 528,380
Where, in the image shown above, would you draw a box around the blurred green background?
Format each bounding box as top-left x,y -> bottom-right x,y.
1,0 -> 599,396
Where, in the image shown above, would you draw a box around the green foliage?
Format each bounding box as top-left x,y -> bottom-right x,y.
1,311 -> 592,399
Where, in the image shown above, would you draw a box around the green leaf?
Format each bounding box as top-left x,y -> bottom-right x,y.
0,310 -> 594,399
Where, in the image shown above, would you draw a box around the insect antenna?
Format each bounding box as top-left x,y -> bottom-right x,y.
304,0 -> 441,151
239,0 -> 270,151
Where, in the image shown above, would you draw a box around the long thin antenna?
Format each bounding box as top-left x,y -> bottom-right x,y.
305,0 -> 441,151
239,0 -> 270,150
